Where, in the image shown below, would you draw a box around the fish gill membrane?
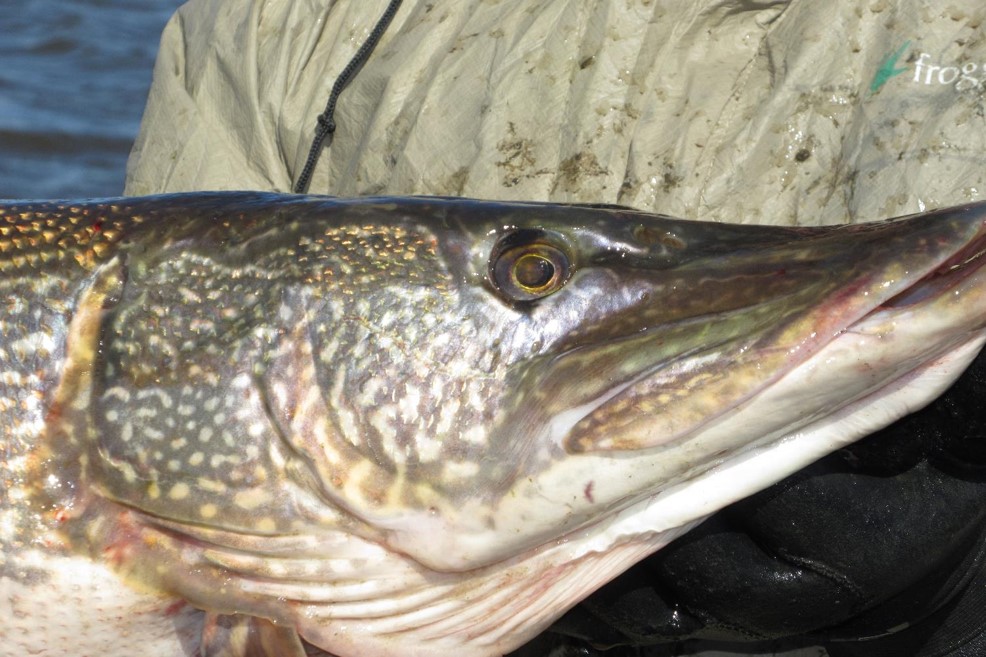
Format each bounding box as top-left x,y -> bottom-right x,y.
2,192 -> 986,657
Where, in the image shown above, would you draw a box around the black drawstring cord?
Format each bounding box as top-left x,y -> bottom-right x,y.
294,0 -> 405,194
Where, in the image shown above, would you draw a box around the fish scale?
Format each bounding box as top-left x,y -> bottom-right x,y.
3,192 -> 986,657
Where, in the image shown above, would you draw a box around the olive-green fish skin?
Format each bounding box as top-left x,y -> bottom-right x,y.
3,192 -> 986,657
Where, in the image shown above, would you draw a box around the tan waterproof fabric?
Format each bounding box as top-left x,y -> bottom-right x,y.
126,0 -> 986,226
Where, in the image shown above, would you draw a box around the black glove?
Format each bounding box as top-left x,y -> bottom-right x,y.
515,345 -> 986,657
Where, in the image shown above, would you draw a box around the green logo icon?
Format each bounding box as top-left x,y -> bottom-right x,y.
870,40 -> 912,93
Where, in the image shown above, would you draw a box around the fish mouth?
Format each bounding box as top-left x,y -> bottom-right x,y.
548,204 -> 986,456
877,223 -> 986,310
519,208 -> 986,571
584,245 -> 986,557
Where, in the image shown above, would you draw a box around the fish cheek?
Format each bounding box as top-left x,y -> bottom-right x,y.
256,310 -> 401,518
45,254 -> 314,542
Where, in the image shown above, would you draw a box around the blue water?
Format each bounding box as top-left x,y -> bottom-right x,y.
0,0 -> 180,199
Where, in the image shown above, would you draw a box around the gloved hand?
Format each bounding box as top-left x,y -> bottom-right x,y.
516,345 -> 986,657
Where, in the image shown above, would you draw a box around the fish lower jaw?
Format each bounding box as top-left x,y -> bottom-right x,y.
594,329 -> 986,558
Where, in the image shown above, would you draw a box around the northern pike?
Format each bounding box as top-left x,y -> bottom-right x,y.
3,192 -> 986,657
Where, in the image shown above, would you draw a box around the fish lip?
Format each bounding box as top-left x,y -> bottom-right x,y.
689,213 -> 986,434
743,217 -> 986,416
875,224 -> 986,311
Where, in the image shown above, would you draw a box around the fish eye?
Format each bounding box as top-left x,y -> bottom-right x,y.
491,232 -> 572,302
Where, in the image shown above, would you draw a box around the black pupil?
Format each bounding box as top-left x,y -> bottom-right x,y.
514,253 -> 555,289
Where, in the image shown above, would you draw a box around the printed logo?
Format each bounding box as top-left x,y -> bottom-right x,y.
871,43 -> 986,92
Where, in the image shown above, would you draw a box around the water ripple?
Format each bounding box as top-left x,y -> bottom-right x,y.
0,0 -> 179,199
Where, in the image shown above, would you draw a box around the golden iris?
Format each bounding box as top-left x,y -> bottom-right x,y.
492,241 -> 571,301
513,253 -> 556,290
